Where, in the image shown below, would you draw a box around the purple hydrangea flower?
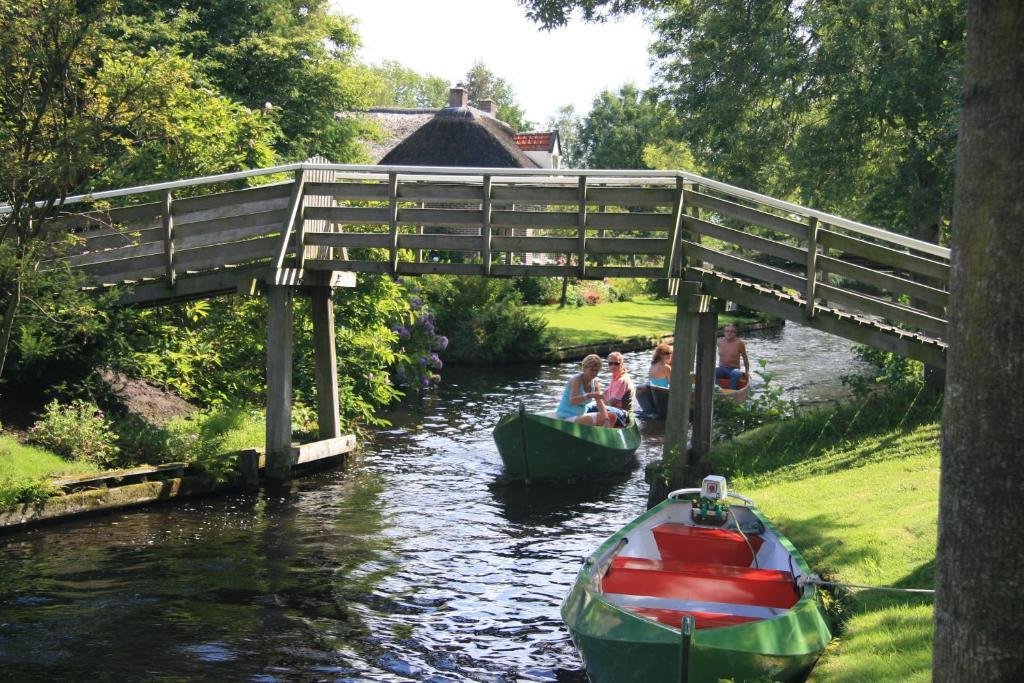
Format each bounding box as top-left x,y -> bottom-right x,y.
409,296 -> 422,311
430,353 -> 443,370
434,335 -> 449,351
421,376 -> 431,387
419,355 -> 428,366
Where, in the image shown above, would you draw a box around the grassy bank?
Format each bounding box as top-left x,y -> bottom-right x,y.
0,435 -> 99,507
706,389 -> 941,680
529,295 -> 772,347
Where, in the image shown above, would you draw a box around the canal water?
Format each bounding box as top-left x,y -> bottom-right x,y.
0,324 -> 866,681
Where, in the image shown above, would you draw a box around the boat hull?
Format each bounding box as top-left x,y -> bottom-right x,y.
561,499 -> 831,682
493,410 -> 641,481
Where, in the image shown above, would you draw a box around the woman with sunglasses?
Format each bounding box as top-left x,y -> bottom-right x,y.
589,351 -> 634,427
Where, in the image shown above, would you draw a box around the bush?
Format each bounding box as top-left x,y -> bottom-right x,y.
418,275 -> 550,364
0,477 -> 58,508
713,360 -> 797,441
27,400 -> 120,468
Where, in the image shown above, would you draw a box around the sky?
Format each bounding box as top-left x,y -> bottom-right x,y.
334,0 -> 655,125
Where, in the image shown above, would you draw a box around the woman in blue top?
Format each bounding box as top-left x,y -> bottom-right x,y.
648,342 -> 672,387
556,354 -> 613,427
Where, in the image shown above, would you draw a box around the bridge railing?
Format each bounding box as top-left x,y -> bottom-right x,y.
25,162 -> 950,344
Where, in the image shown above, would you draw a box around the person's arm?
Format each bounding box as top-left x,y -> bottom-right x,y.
569,377 -> 588,406
740,341 -> 750,376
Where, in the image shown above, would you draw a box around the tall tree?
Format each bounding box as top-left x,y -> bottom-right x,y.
545,104 -> 584,167
118,0 -> 373,162
462,60 -> 534,131
576,84 -> 663,169
366,60 -> 448,108
933,1 -> 1024,678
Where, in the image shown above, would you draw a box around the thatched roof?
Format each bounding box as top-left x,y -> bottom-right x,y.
379,106 -> 540,168
359,108 -> 438,161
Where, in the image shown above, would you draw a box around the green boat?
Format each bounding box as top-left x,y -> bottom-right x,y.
562,476 -> 832,682
492,406 -> 641,482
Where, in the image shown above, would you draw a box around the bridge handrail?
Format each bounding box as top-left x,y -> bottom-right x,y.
3,162 -> 950,260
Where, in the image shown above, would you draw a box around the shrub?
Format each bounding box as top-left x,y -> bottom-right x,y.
0,477 -> 58,508
713,360 -> 797,441
27,400 -> 120,468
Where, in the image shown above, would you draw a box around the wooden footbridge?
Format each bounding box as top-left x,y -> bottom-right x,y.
27,162 -> 950,478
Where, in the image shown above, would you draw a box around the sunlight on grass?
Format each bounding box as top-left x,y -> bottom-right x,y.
0,434 -> 98,480
530,296 -> 766,346
723,422 -> 939,681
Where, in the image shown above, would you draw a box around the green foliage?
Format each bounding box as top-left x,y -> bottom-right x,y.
418,275 -> 549,364
713,360 -> 797,441
0,477 -> 58,508
366,60 -> 448,108
462,60 -> 534,131
27,400 -> 120,467
843,345 -> 925,398
576,84 -> 664,169
116,0 -> 373,163
544,104 -> 584,167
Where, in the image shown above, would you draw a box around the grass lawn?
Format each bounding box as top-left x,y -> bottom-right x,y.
0,434 -> 99,507
708,417 -> 939,681
530,295 -> 770,347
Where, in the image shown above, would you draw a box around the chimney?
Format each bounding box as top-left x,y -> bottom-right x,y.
478,98 -> 497,116
448,87 -> 468,108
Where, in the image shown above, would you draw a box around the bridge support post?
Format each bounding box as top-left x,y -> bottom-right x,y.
692,309 -> 719,460
310,286 -> 341,439
657,281 -> 701,492
265,285 -> 294,482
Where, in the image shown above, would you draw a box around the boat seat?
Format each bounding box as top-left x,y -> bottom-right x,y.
603,556 -> 799,609
651,523 -> 764,567
622,606 -> 761,630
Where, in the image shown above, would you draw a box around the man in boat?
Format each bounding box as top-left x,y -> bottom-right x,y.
716,324 -> 750,390
557,354 -> 614,427
587,351 -> 634,427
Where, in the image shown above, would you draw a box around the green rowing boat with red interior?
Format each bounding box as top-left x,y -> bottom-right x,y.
562,476 -> 832,682
493,405 -> 641,482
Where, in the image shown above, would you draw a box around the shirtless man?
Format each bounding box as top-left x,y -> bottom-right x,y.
716,324 -> 750,389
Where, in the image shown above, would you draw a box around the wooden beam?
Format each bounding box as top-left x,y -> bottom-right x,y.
805,217 -> 819,318
577,176 -> 588,278
388,172 -> 399,273
818,228 -> 949,281
662,281 -> 702,474
482,175 -> 493,275
684,241 -> 807,291
692,310 -> 718,460
310,286 -> 340,440
162,190 -> 175,285
265,285 -> 294,482
684,190 -> 809,240
665,177 -> 685,278
681,215 -> 807,264
818,254 -> 948,307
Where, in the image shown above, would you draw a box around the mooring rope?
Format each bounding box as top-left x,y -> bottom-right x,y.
799,573 -> 935,595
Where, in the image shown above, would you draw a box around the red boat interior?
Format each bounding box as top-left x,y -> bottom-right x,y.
603,523 -> 800,630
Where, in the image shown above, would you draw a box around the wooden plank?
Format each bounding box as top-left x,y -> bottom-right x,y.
489,264 -> 575,277
388,173 -> 399,272
491,236 -> 577,253
289,435 -> 356,466
816,284 -> 948,336
665,177 -> 685,278
586,265 -> 665,278
171,181 -> 292,215
491,185 -> 577,204
805,217 -> 819,318
162,190 -> 175,285
174,208 -> 287,241
305,232 -> 390,249
401,207 -> 484,226
65,241 -> 164,268
397,262 -> 484,276
684,190 -> 809,240
115,264 -> 272,306
818,228 -> 950,281
303,206 -> 391,225
175,235 -> 280,271
587,186 -> 677,207
305,259 -> 391,274
818,255 -> 948,308
175,220 -> 284,252
265,285 -> 293,482
695,270 -> 947,367
273,172 -> 304,270
586,212 -> 674,231
309,287 -> 340,440
692,310 -> 718,458
304,181 -> 388,200
398,182 -> 484,202
50,202 -> 162,233
77,252 -> 167,277
398,234 -> 482,251
73,225 -> 163,252
482,175 -> 492,275
684,241 -> 806,291
578,176 -> 588,277
587,237 -> 669,255
491,210 -> 578,228
681,215 -> 807,263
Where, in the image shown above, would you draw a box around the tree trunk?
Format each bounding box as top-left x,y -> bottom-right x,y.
933,2 -> 1024,679
0,277 -> 22,382
559,273 -> 569,308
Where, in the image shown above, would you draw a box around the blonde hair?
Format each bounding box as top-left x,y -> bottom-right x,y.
581,354 -> 602,372
608,351 -> 626,368
651,342 -> 672,365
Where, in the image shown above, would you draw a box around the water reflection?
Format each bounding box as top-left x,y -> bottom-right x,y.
0,323 -> 865,681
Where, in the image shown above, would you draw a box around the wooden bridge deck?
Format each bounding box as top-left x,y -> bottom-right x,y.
31,162 -> 950,366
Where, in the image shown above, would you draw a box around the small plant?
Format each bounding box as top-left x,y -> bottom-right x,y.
27,400 -> 120,467
0,477 -> 59,508
714,360 -> 797,441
